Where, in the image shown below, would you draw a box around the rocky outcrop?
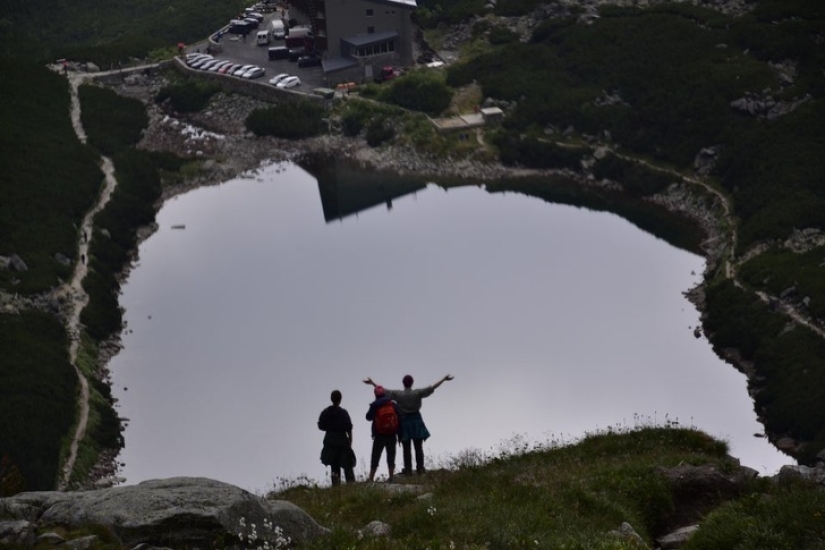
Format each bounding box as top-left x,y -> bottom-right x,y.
729,92 -> 812,120
0,477 -> 327,548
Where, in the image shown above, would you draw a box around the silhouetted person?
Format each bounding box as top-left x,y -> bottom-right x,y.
317,390 -> 355,485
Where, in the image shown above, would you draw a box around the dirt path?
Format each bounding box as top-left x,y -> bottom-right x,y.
56,73 -> 120,490
606,148 -> 825,338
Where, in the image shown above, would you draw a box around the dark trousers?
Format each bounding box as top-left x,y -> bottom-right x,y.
330,463 -> 355,485
402,438 -> 425,473
370,435 -> 397,470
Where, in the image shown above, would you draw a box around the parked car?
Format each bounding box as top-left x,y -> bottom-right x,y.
198,59 -> 224,70
269,73 -> 290,85
268,46 -> 289,60
241,66 -> 265,79
185,53 -> 209,63
288,48 -> 311,62
297,55 -> 321,68
209,60 -> 234,72
188,55 -> 214,68
220,63 -> 243,74
227,20 -> 252,35
232,64 -> 257,76
276,76 -> 301,88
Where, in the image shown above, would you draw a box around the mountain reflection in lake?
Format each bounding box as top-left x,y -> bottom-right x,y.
109,161 -> 788,492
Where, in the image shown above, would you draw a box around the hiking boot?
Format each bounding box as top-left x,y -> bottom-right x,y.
399,469 -> 412,476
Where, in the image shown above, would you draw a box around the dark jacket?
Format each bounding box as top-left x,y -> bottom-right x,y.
318,405 -> 352,446
366,396 -> 401,438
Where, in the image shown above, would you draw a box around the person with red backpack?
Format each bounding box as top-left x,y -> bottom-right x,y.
365,386 -> 401,482
363,373 -> 454,475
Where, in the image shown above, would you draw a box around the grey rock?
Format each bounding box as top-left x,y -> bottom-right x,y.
55,253 -> 72,266
363,520 -> 392,538
776,465 -> 825,486
66,535 -> 98,550
8,254 -> 28,272
0,477 -> 328,548
36,532 -> 66,545
608,521 -> 648,548
0,520 -> 36,545
656,525 -> 699,550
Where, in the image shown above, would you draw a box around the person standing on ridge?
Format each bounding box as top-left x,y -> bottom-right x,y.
317,390 -> 355,486
366,385 -> 401,482
363,373 -> 454,475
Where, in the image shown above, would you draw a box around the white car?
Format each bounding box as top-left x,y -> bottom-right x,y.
188,56 -> 214,68
198,59 -> 223,71
276,76 -> 301,88
241,66 -> 265,79
268,73 -> 290,85
209,60 -> 233,72
185,53 -> 209,63
232,64 -> 256,77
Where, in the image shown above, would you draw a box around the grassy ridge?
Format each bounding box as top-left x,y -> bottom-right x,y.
273,427 -> 824,550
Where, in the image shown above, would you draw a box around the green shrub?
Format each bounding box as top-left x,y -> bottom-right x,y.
365,120 -> 395,147
0,60 -> 102,294
80,83 -> 148,156
488,26 -> 520,45
378,70 -> 453,116
684,485 -> 825,550
592,154 -> 675,197
0,312 -> 76,490
413,0 -> 487,28
155,79 -> 220,113
245,100 -> 326,139
493,131 -> 585,170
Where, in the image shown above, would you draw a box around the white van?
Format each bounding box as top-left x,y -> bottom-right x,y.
256,30 -> 270,46
269,18 -> 286,40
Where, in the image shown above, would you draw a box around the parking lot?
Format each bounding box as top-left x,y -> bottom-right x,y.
186,12 -> 326,91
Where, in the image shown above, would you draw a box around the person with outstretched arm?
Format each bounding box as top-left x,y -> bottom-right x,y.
363,373 -> 454,475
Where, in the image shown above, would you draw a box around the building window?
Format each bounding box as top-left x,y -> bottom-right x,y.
367,26 -> 375,33
353,39 -> 397,58
366,8 -> 374,16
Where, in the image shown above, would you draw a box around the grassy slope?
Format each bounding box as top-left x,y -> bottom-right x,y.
274,427 -> 825,550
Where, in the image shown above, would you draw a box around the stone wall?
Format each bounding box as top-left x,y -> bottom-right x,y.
171,57 -> 324,106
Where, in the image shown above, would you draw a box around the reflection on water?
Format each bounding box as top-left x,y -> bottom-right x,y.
109,161 -> 789,492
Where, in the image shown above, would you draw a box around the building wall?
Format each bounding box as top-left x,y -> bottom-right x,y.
323,0 -> 414,64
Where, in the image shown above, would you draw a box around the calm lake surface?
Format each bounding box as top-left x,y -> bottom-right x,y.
109,161 -> 789,493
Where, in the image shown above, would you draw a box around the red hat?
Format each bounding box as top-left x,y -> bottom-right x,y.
374,385 -> 385,397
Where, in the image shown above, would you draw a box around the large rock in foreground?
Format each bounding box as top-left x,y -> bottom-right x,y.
0,477 -> 328,547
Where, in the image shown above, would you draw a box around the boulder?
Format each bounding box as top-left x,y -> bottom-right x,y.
0,477 -> 328,548
656,525 -> 699,550
776,465 -> 825,486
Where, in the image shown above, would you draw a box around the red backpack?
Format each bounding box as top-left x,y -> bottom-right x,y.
374,401 -> 399,435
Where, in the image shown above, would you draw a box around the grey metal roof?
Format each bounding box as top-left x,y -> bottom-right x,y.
322,57 -> 358,73
342,30 -> 398,47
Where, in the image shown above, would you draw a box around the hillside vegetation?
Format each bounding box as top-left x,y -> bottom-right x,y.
1,0 -> 824,494
273,427 -> 825,550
